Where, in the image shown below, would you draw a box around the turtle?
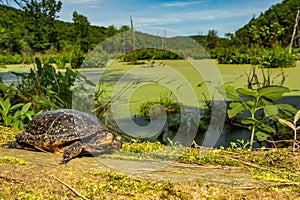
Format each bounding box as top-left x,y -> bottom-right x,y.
6,109 -> 121,164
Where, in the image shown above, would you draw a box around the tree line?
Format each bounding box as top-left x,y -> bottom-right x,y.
0,0 -> 231,58
0,0 -> 300,63
0,0 -> 130,56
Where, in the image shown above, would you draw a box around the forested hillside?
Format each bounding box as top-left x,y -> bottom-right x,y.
1,0 -> 300,64
0,3 -> 129,55
235,0 -> 300,48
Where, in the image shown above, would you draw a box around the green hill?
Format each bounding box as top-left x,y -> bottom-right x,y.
0,4 -> 119,55
1,0 -> 299,58
235,0 -> 300,47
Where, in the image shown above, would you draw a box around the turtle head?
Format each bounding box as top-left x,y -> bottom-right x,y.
15,132 -> 27,142
15,131 -> 34,145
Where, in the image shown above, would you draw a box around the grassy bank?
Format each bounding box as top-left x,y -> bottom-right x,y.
0,126 -> 299,199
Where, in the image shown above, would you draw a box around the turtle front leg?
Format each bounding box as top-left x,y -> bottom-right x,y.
4,141 -> 23,149
60,141 -> 83,164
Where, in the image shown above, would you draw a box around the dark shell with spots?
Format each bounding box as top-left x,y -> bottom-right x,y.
8,109 -> 121,163
19,109 -> 105,145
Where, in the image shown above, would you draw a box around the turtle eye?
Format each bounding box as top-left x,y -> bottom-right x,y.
16,134 -> 21,140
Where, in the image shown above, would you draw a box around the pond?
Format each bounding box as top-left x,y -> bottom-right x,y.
1,60 -> 300,148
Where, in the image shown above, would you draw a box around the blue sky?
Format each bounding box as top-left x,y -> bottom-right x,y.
59,0 -> 282,37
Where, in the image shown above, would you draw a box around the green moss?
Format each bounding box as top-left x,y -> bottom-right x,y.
116,142 -> 300,194
0,156 -> 29,165
122,141 -> 165,153
17,191 -> 43,200
83,171 -> 189,199
0,146 -> 298,199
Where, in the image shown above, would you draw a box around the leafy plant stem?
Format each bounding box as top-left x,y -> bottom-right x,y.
250,111 -> 256,150
293,128 -> 297,152
278,109 -> 300,152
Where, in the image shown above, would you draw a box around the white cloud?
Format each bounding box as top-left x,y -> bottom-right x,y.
61,0 -> 279,36
93,18 -> 178,28
134,17 -> 181,27
163,6 -> 265,22
161,1 -> 203,8
61,0 -> 102,5
94,15 -> 181,28
95,6 -> 260,30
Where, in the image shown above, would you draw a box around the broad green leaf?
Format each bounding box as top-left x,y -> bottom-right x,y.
296,126 -> 300,131
25,113 -> 33,121
279,119 -> 294,130
3,98 -> 11,112
256,131 -> 270,141
10,103 -> 24,111
13,120 -> 20,129
236,88 -> 257,97
264,105 -> 279,119
277,104 -> 297,115
225,85 -> 240,100
6,115 -> 12,126
35,110 -> 43,115
259,98 -> 273,106
294,109 -> 300,124
258,86 -> 290,100
258,123 -> 276,133
13,110 -> 21,118
21,102 -> 32,114
227,101 -> 244,118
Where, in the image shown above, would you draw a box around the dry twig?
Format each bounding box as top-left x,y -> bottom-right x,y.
223,156 -> 267,170
48,174 -> 88,200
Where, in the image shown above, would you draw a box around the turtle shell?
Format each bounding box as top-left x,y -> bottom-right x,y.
17,109 -> 106,150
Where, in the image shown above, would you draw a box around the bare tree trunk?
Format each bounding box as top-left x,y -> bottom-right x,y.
161,29 -> 166,50
130,16 -> 136,51
289,9 -> 300,53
